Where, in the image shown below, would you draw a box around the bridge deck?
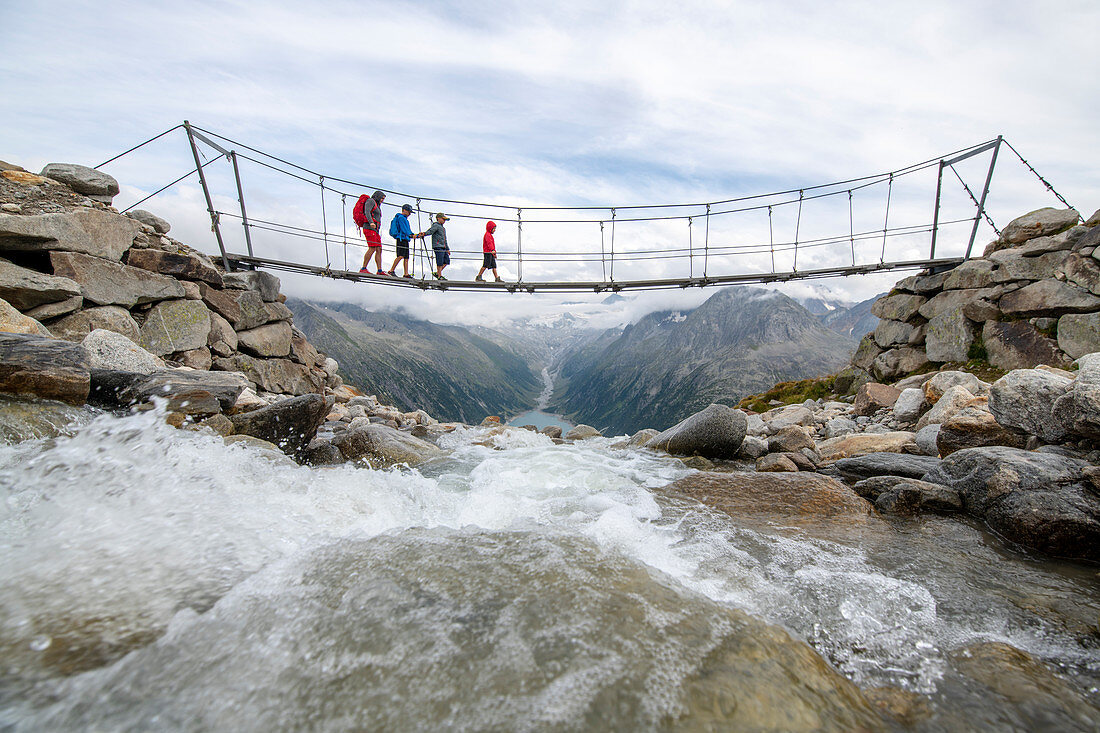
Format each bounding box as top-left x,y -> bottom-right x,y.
227,253 -> 964,293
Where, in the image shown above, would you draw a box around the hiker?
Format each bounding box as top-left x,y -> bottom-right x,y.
415,213 -> 451,280
356,190 -> 386,274
387,204 -> 415,278
476,220 -> 503,282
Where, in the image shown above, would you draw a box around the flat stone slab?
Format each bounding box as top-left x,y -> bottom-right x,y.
50,251 -> 184,308
831,453 -> 942,483
0,332 -> 90,405
0,208 -> 141,261
0,257 -> 81,310
666,470 -> 873,522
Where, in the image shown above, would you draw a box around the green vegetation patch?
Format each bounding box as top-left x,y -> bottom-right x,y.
738,375 -> 838,413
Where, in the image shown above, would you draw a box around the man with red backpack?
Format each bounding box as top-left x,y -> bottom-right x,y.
353,190 -> 386,274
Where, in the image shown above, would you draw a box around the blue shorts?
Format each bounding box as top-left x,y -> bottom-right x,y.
434,248 -> 450,266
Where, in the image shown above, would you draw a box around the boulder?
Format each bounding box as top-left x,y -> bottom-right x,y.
924,308 -> 976,363
40,163 -> 119,200
207,311 -> 238,356
0,298 -> 51,336
873,319 -> 923,348
988,369 -> 1073,442
891,388 -> 927,423
1052,352 -> 1100,440
823,416 -> 857,439
895,269 -> 949,294
852,382 -> 901,416
942,259 -> 995,290
762,404 -> 814,431
24,295 -> 83,320
50,251 -> 185,307
236,320 -> 293,358
94,368 -> 249,414
874,480 -> 963,516
174,346 -> 213,370
767,425 -> 816,453
982,321 -> 1068,372
332,422 -> 443,469
816,431 -> 918,461
666,470 -> 872,521
541,425 -> 566,440
564,424 -> 601,440
289,328 -> 320,366
229,393 -> 332,459
756,453 -> 799,472
998,207 -> 1081,245
831,453 -> 941,483
1014,228 -> 1081,256
936,405 -> 1026,456
0,208 -> 141,261
222,270 -> 281,302
263,301 -> 293,323
849,335 -> 883,372
832,365 -> 872,395
125,248 -> 223,286
138,299 -> 212,356
0,332 -> 90,404
870,347 -> 929,382
989,249 -> 1072,283
0,394 -> 90,443
922,371 -> 986,403
923,446 -> 1100,561
0,257 -> 82,310
870,293 -> 926,321
961,297 -> 1000,322
1056,312 -> 1100,359
998,280 -> 1100,317
126,209 -> 170,234
234,290 -> 268,330
212,354 -> 324,395
646,403 -> 746,459
198,281 -> 241,323
81,329 -> 162,374
917,288 -> 998,320
914,424 -> 941,456
916,385 -> 976,430
737,435 -> 768,459
1060,253 -> 1100,295
48,305 -> 140,342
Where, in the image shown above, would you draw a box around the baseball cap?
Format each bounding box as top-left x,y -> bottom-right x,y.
401,204 -> 413,213
436,213 -> 450,221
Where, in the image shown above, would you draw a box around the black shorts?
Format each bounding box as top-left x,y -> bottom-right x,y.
434,248 -> 450,266
395,239 -> 409,258
482,252 -> 497,269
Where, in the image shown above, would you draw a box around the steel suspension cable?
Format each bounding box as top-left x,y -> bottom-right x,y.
95,124 -> 184,169
118,159 -> 215,214
948,164 -> 1001,235
1002,139 -> 1080,217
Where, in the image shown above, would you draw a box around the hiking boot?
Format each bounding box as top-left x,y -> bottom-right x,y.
386,270 -> 396,277
403,274 -> 414,279
475,275 -> 485,282
495,277 -> 504,282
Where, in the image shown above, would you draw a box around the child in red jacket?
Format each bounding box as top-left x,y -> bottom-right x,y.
475,220 -> 503,282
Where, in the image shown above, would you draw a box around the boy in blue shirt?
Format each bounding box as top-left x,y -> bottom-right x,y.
387,204 -> 416,278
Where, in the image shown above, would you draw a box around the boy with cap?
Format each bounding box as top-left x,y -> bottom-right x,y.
387,204 -> 415,278
415,213 -> 451,280
475,220 -> 503,282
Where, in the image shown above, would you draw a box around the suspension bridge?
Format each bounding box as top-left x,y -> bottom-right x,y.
96,123 -> 1079,294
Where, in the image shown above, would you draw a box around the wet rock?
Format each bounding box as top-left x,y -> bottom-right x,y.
988,368 -> 1073,442
1057,312 -> 1100,359
982,320 -> 1068,372
757,453 -> 799,472
863,686 -> 932,727
0,257 -> 81,310
0,297 -> 50,336
40,163 -> 119,200
540,425 -> 564,439
0,332 -> 90,404
852,382 -> 900,416
646,403 -> 746,459
229,393 -> 332,460
138,299 -> 212,356
937,405 -> 1027,456
97,368 -> 249,414
236,320 -> 292,358
222,270 -> 281,302
81,329 -> 162,374
50,251 -> 185,307
831,453 -> 941,483
667,470 -> 873,521
564,424 -> 601,440
126,209 -> 171,234
0,208 -> 141,261
817,431 -> 918,461
998,207 -> 1081,245
195,413 -> 234,437
333,422 -> 443,468
924,307 -> 976,363
0,394 -> 89,442
125,248 -> 223,286
892,387 -> 927,422
999,280 -> 1100,317
923,446 -> 1099,561
303,439 -> 344,466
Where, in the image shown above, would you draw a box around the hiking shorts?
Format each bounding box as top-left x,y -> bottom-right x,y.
363,228 -> 382,247
433,247 -> 450,267
395,239 -> 410,258
482,252 -> 497,269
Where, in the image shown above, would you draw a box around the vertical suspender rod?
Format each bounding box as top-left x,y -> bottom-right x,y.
964,135 -> 1002,259
929,162 -> 944,260
229,151 -> 254,258
183,120 -> 232,272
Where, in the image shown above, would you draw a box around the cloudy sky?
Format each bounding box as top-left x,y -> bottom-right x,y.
2,0 -> 1097,328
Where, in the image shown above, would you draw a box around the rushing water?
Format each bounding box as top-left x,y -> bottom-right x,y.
1,405 -> 1098,730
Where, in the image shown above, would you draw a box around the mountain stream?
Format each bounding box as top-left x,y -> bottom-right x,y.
1,405 -> 1098,730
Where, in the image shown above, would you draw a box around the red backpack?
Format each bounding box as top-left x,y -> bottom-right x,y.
352,194 -> 370,228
